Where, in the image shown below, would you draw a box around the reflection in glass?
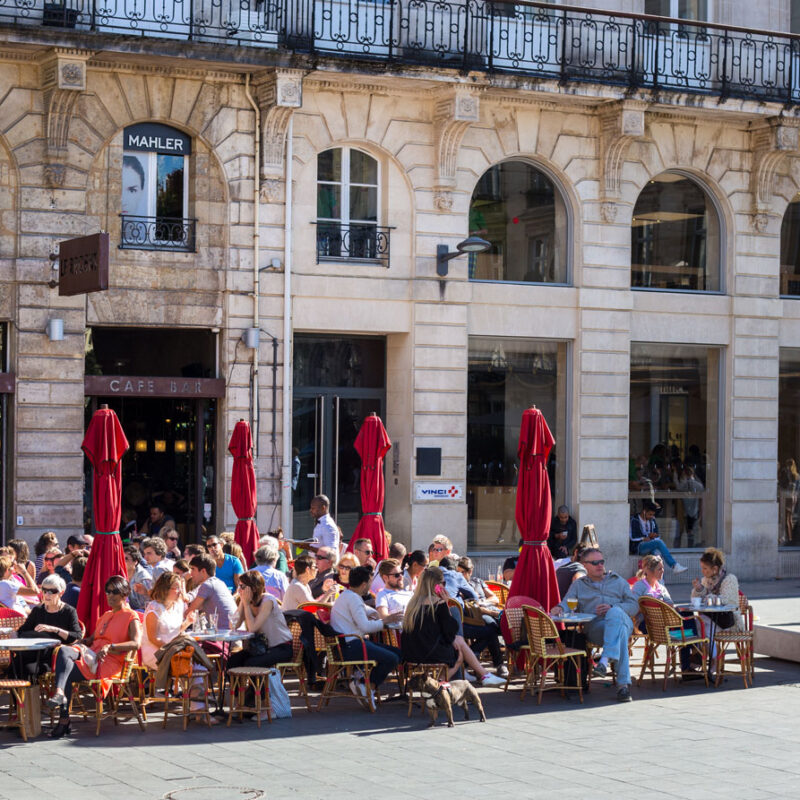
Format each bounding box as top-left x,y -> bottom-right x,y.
467,337 -> 567,551
632,173 -> 719,291
780,197 -> 800,296
778,350 -> 800,546
629,343 -> 720,549
293,334 -> 386,389
468,161 -> 567,283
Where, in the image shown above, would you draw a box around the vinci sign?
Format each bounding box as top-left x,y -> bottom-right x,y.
415,483 -> 464,501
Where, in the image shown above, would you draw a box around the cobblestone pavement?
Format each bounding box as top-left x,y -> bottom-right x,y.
1,652 -> 799,800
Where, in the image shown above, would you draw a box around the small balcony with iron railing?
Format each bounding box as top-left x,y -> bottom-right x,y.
4,1 -> 800,105
119,215 -> 197,252
314,222 -> 392,267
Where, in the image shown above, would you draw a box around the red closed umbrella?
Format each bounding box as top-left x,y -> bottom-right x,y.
345,413 -> 391,562
507,406 -> 560,612
77,406 -> 129,634
229,420 -> 259,568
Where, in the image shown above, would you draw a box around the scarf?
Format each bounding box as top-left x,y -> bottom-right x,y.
703,566 -> 727,595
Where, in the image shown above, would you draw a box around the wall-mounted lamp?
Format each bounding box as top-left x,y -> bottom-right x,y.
242,327 -> 260,349
46,318 -> 64,341
174,440 -> 187,453
134,439 -> 148,453
436,236 -> 491,277
259,257 -> 283,272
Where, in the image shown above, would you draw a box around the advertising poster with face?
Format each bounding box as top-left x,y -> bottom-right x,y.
121,153 -> 148,217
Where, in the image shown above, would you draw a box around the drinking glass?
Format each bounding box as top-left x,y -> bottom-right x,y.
210,610 -> 218,633
567,598 -> 578,613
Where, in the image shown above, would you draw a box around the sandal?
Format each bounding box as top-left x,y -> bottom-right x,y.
49,721 -> 71,740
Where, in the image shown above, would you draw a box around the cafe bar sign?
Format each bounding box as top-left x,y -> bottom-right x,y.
58,232 -> 109,297
84,376 -> 225,399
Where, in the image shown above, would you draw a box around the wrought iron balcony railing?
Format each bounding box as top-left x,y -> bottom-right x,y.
4,1 -> 800,104
119,215 -> 197,252
315,222 -> 391,266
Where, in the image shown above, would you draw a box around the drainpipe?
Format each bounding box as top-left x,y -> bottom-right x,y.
244,74 -> 260,456
281,116 -> 294,536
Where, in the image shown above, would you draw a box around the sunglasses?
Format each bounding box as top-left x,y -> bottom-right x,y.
105,588 -> 123,596
166,536 -> 178,541
339,565 -> 352,571
432,547 -> 445,553
44,558 -> 57,563
206,542 -> 221,548
388,572 -> 403,578
584,559 -> 605,566
42,587 -> 60,595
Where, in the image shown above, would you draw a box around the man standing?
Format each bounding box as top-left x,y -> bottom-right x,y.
374,559 -> 413,619
204,535 -> 244,592
187,553 -> 238,630
551,547 -> 638,703
307,494 -> 340,554
548,505 -> 578,559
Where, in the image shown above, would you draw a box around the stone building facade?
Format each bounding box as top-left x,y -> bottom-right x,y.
2,0 -> 800,581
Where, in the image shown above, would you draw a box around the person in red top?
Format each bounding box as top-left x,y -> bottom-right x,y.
46,575 -> 142,739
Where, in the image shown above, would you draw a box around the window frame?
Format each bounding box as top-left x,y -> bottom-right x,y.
316,146 -> 381,229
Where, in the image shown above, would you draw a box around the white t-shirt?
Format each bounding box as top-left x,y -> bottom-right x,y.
0,578 -> 26,614
282,579 -> 313,612
375,587 -> 413,616
142,599 -> 186,669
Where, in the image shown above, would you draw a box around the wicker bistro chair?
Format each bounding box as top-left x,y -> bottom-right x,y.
275,620 -> 312,712
713,592 -> 755,688
317,634 -> 377,713
637,597 -> 709,691
0,609 -> 25,674
501,605 -> 530,690
520,605 -> 584,704
403,662 -> 449,717
0,678 -> 32,741
484,581 -> 509,608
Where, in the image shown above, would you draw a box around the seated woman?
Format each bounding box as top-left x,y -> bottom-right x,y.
141,572 -> 195,670
334,552 -> 360,590
401,567 -> 505,686
13,574 -> 82,679
46,575 -> 142,739
401,550 -> 427,591
227,570 -> 293,670
691,547 -> 744,634
282,555 -> 317,611
0,553 -> 39,616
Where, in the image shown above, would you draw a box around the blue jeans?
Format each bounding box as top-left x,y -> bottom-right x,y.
637,537 -> 676,568
339,639 -> 400,688
585,606 -> 634,687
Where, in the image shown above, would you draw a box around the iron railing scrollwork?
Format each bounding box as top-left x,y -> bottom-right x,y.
120,215 -> 197,251
314,222 -> 392,267
3,1 -> 800,104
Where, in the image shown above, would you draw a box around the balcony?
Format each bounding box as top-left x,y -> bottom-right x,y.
4,1 -> 800,105
315,222 -> 392,267
119,216 -> 197,252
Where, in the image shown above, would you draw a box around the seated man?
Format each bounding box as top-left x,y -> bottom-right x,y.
502,552 -> 518,583
551,547 -> 638,703
548,505 -> 578,559
141,537 -> 174,582
370,542 -> 407,594
61,556 -> 87,609
630,500 -> 687,573
309,546 -> 337,599
352,538 -> 374,567
330,565 -> 403,700
555,544 -> 588,598
427,535 -> 452,563
124,545 -> 151,610
253,544 -> 289,601
187,553 -> 238,630
374,559 -> 413,619
204,535 -> 245,592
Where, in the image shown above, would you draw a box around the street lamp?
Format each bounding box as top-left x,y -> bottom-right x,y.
436,236 -> 491,277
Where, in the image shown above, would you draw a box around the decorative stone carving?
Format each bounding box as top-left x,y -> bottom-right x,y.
598,100 -> 647,200
752,213 -> 770,234
433,87 -> 480,194
38,49 -> 91,188
433,191 -> 453,211
750,117 -> 800,215
253,69 -> 304,203
600,201 -> 618,223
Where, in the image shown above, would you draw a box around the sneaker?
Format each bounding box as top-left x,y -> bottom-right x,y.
258,710 -> 272,722
495,664 -> 509,678
464,671 -> 478,683
348,679 -> 366,698
592,661 -> 608,679
616,685 -> 632,702
480,673 -> 506,688
672,563 -> 689,573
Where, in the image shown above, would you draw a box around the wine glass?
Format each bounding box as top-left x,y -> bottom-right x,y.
567,597 -> 578,614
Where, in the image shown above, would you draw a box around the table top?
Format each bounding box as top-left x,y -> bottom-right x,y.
551,612 -> 595,624
675,603 -> 739,614
188,629 -> 253,642
0,637 -> 60,650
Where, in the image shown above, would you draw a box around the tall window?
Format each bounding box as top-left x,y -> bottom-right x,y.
316,147 -> 381,262
121,123 -> 193,251
468,161 -> 568,283
644,0 -> 709,20
779,349 -> 800,547
0,324 -> 8,544
780,195 -> 800,296
629,343 -> 721,549
632,172 -> 720,292
467,337 -> 568,552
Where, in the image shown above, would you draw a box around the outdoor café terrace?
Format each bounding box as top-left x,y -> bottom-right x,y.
3,0 -> 800,105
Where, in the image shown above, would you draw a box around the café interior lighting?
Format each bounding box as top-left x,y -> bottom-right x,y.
154,440 -> 167,453
174,440 -> 187,453
134,439 -> 148,452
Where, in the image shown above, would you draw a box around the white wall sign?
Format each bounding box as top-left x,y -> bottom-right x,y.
415,483 -> 464,501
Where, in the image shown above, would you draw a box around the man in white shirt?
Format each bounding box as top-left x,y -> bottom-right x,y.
141,537 -> 174,582
330,565 -> 403,697
307,495 -> 340,554
374,559 -> 413,620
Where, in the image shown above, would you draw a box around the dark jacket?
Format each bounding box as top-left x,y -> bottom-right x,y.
401,601 -> 460,667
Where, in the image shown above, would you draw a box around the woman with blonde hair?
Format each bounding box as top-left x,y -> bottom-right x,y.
335,551 -> 360,589
401,567 -> 505,685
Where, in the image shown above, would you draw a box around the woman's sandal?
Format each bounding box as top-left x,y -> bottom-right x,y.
45,694 -> 67,711
49,721 -> 71,740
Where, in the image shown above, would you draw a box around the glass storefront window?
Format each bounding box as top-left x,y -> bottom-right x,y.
468,161 -> 568,284
467,337 -> 568,551
629,343 -> 721,549
780,195 -> 800,296
0,323 -> 6,544
632,172 -> 720,292
778,349 -> 800,546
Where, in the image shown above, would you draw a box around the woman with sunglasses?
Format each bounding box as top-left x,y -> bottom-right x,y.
46,575 -> 142,739
13,573 -> 82,679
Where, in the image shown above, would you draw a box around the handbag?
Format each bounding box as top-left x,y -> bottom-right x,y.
246,633 -> 269,658
462,600 -> 487,627
268,668 -> 292,718
170,645 -> 194,679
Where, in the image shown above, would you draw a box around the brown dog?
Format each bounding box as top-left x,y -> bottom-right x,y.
415,675 -> 487,728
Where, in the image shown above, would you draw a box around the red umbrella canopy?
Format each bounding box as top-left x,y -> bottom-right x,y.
345,414 -> 392,562
508,407 -> 560,612
77,407 -> 129,633
229,420 -> 259,568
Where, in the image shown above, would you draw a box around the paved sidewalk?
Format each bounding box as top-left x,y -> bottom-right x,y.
2,650 -> 800,800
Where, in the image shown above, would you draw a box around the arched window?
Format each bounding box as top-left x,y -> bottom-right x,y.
780,195 -> 800,296
316,147 -> 385,263
632,172 -> 720,292
468,161 -> 568,284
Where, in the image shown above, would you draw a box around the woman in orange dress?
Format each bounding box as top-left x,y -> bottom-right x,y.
46,575 -> 142,739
